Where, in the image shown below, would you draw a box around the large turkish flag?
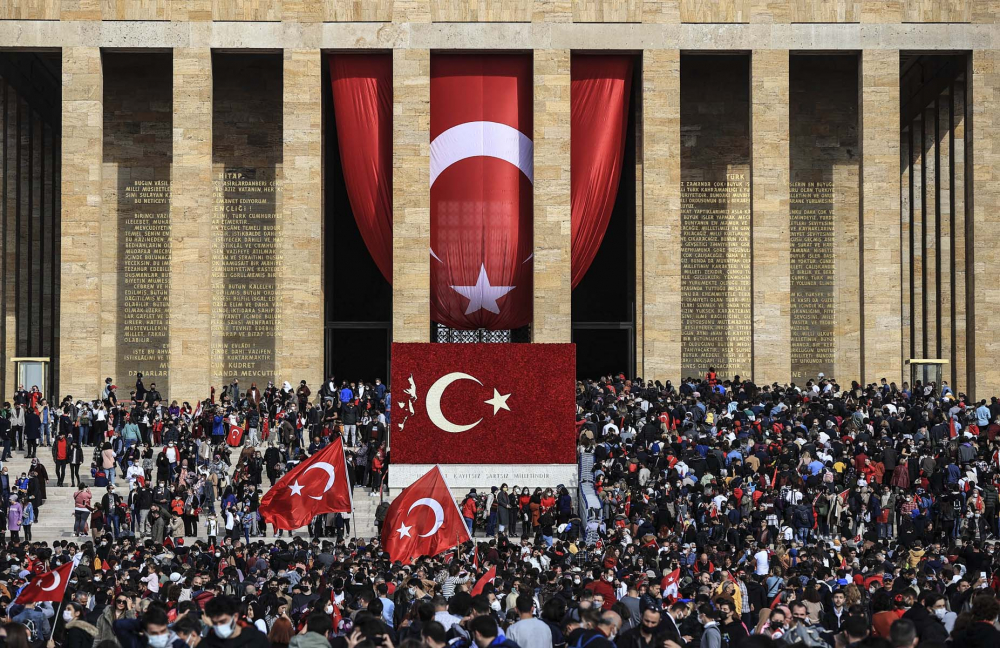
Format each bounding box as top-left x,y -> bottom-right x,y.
390,343 -> 577,465
430,54 -> 533,331
382,465 -> 471,564
15,561 -> 74,604
259,437 -> 353,530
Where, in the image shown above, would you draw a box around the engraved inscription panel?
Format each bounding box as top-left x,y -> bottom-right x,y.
790,180 -> 835,381
680,177 -> 752,378
211,168 -> 281,383
119,180 -> 171,388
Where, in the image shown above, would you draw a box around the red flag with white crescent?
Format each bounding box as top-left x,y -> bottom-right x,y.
15,561 -> 74,604
259,437 -> 353,530
381,466 -> 470,565
661,567 -> 680,602
390,343 -> 576,465
472,566 -> 497,596
430,54 -> 533,330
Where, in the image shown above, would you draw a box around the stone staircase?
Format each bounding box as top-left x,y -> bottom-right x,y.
2,450 -> 481,544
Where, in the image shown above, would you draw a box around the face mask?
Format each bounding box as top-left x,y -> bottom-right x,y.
215,553 -> 221,558
935,608 -> 947,620
148,634 -> 170,648
573,578 -> 581,585
214,619 -> 236,639
325,605 -> 334,615
408,588 -> 416,597
94,576 -> 102,582
62,610 -> 75,622
490,600 -> 501,612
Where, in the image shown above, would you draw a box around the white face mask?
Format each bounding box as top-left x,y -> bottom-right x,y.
214,619 -> 236,639
490,600 -> 501,612
62,610 -> 75,622
934,607 -> 947,620
148,634 -> 170,648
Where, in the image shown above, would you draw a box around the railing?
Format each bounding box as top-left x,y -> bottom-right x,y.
577,450 -> 602,547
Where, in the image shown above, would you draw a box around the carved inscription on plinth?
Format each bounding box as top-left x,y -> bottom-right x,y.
680,175 -> 752,378
790,179 -> 835,382
118,179 -> 171,392
210,168 -> 281,385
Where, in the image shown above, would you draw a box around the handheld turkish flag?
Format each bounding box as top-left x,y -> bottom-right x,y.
472,566 -> 497,596
259,437 -> 353,530
226,424 -> 244,447
381,466 -> 470,565
661,567 -> 680,602
15,561 -> 74,604
391,343 -> 576,466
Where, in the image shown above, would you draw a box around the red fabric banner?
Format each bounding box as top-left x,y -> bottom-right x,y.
330,54 -> 393,283
390,343 -> 577,465
571,55 -> 633,289
430,54 -> 533,330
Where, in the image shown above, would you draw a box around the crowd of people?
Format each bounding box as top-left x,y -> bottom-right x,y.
0,372 -> 997,648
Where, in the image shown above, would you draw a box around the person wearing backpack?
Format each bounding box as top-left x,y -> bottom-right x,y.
13,601 -> 51,648
697,605 -> 722,648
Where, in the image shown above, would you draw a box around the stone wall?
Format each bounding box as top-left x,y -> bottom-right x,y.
679,54 -> 752,380
788,55 -> 860,384
102,53 -> 172,397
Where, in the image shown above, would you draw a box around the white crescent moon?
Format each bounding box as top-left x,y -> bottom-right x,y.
426,372 -> 482,434
302,462 -> 336,501
430,121 -> 534,188
40,571 -> 61,592
407,498 -> 445,537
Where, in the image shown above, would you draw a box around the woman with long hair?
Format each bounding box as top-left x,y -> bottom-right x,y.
3,622 -> 30,648
267,617 -> 293,648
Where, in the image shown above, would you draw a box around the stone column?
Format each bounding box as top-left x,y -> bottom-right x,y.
59,47 -> 103,400
392,48 -> 430,342
532,49 -> 572,343
970,50 -> 1000,398
168,49 -> 212,402
641,49 -> 681,383
751,49 -> 790,384
279,49 -> 323,388
860,49 -> 902,385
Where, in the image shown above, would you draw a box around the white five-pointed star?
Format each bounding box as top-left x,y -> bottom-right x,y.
450,265 -> 515,315
397,523 -> 412,539
485,389 -> 511,415
289,481 -> 304,496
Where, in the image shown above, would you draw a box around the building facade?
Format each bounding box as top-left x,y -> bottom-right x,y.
0,0 -> 995,403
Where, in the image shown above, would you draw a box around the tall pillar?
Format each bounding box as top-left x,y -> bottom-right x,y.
970,50 -> 1000,398
532,49 -> 572,343
392,48 -> 430,343
168,49 -> 212,402
641,49 -> 681,383
751,49 -> 790,384
279,49 -> 323,388
59,48 -> 103,400
860,50 -> 902,385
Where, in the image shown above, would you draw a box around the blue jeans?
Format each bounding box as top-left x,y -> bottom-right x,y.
106,466 -> 116,486
464,517 -> 474,535
108,512 -> 120,538
485,511 -> 497,536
